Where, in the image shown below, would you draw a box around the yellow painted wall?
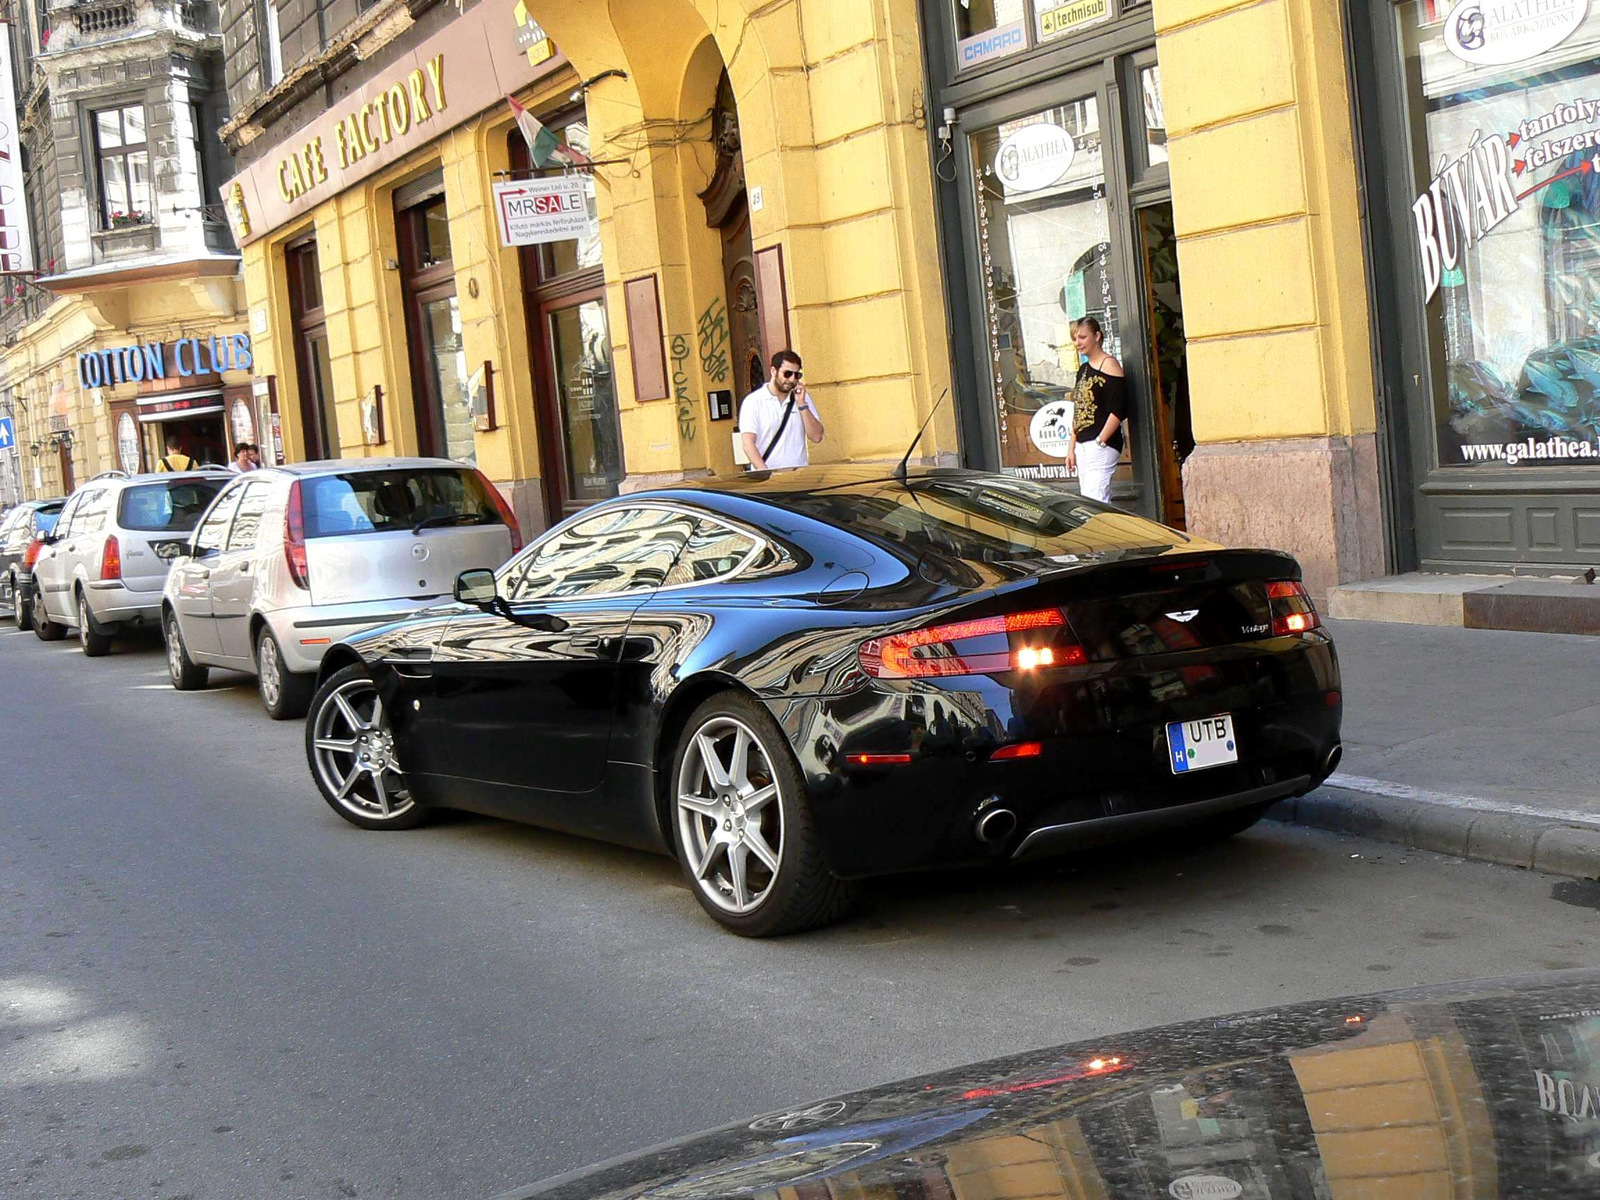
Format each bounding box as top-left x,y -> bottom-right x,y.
0,280 -> 249,498
1153,0 -> 1376,445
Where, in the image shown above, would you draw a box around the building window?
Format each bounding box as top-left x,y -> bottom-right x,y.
92,104 -> 150,229
950,0 -> 1152,70
286,237 -> 338,461
261,0 -> 283,86
191,102 -> 213,209
396,189 -> 475,465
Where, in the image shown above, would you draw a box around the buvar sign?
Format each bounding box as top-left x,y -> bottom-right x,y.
1444,0 -> 1588,66
493,178 -> 592,247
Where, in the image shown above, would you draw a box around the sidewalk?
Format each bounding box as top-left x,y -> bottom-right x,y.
1266,618 -> 1600,879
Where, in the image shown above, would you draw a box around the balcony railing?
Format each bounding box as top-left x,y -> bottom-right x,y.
72,3 -> 135,36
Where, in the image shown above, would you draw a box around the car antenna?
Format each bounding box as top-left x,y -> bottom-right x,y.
893,388 -> 950,484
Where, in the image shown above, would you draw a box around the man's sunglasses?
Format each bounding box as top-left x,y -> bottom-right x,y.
780,369 -> 804,379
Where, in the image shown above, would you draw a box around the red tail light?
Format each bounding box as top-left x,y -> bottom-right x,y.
475,470 -> 523,553
285,479 -> 310,590
1267,580 -> 1320,635
858,608 -> 1085,679
990,741 -> 1043,761
22,537 -> 42,570
100,535 -> 121,581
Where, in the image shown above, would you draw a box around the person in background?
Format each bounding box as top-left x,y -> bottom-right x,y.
247,443 -> 264,468
228,443 -> 257,474
739,349 -> 824,471
155,432 -> 198,473
1064,317 -> 1127,505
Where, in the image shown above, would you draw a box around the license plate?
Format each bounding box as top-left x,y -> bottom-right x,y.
1167,714 -> 1238,774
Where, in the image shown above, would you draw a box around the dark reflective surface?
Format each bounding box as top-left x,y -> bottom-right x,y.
324,467 -> 1342,875
509,971 -> 1600,1200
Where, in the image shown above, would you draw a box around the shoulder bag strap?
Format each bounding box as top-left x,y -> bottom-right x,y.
761,396 -> 798,463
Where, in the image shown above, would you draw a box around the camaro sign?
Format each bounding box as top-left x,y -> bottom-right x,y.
493,177 -> 591,247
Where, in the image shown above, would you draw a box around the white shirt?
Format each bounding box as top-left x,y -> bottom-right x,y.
738,386 -> 811,469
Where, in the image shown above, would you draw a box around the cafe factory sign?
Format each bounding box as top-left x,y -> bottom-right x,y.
77,335 -> 253,388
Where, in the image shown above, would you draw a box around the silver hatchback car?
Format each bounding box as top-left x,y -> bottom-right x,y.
30,471 -> 232,654
161,458 -> 520,718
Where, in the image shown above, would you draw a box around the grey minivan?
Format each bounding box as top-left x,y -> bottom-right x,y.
161,459 -> 519,718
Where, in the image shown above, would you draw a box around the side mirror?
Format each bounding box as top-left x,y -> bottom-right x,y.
454,569 -> 497,607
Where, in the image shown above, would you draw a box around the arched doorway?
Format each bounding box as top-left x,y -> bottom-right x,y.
698,72 -> 765,397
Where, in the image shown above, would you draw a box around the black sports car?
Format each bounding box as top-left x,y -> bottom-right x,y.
303,466 -> 1342,936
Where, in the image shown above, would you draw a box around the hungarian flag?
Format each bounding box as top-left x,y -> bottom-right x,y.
508,96 -> 591,169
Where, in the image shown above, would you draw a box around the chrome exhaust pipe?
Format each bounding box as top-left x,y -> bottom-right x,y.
1323,744 -> 1343,776
975,807 -> 1018,845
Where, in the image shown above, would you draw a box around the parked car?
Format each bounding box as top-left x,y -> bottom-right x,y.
302,465 -> 1343,936
0,497 -> 65,627
162,459 -> 520,719
30,471 -> 230,654
503,970 -> 1595,1200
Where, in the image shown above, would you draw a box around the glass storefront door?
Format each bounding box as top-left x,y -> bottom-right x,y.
418,290 -> 475,466
545,298 -> 623,507
970,91 -> 1120,481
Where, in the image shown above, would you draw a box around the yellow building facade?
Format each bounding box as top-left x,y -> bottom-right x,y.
224,0 -> 955,537
2,274 -> 252,497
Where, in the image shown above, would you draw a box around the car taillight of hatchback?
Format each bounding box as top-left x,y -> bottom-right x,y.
21,537 -> 43,571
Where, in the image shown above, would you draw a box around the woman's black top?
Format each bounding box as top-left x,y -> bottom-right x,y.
1073,360 -> 1128,452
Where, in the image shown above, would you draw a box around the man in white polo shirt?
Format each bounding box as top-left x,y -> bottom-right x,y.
739,349 -> 824,471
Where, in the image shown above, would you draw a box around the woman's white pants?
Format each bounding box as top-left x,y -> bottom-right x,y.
1075,439 -> 1119,504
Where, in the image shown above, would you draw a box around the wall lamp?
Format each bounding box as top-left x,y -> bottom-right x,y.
569,68 -> 628,103
30,429 -> 72,456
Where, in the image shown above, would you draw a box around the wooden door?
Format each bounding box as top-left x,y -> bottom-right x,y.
720,200 -> 765,396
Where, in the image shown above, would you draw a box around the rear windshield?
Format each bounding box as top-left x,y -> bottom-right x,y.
785,477 -> 1184,567
118,480 -> 226,532
300,469 -> 502,539
33,506 -> 62,535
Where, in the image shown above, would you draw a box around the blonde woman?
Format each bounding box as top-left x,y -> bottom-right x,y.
1064,317 -> 1127,504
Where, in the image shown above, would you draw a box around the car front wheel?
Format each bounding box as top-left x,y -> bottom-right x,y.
670,692 -> 857,937
32,591 -> 66,641
306,664 -> 426,830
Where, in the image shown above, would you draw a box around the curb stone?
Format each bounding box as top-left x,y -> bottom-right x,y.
1265,787 -> 1600,881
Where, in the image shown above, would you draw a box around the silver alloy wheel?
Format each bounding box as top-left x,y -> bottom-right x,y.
12,582 -> 24,625
676,716 -> 785,915
77,595 -> 90,647
166,616 -> 184,681
311,678 -> 413,821
258,635 -> 282,708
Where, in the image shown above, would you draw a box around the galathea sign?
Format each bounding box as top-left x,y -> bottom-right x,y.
493,177 -> 592,247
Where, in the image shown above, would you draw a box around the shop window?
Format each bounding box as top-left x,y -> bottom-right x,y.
534,119 -> 601,282
1139,64 -> 1167,167
91,104 -> 150,229
286,237 -> 339,461
396,190 -> 475,465
971,96 -> 1119,480
1399,1 -> 1600,470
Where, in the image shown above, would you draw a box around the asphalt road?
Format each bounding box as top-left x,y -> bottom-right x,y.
2,625 -> 1596,1200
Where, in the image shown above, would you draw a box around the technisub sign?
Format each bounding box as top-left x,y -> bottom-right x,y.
957,21 -> 1026,67
76,335 -> 254,388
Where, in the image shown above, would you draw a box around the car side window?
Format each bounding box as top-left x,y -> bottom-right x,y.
662,518 -> 760,587
194,485 -> 247,555
72,489 -> 111,536
52,497 -> 82,540
226,482 -> 273,552
501,507 -> 698,603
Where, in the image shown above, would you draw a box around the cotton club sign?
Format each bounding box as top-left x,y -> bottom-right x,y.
77,334 -> 253,389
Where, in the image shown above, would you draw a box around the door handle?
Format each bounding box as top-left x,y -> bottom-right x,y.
569,634 -> 610,652
198,569 -> 210,580
393,665 -> 434,680
239,563 -> 251,575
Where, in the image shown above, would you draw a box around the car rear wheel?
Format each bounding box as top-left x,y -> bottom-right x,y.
306,664 -> 426,831
12,577 -> 31,631
77,592 -> 113,657
164,611 -> 208,690
32,592 -> 65,641
670,692 -> 857,937
257,628 -> 313,720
